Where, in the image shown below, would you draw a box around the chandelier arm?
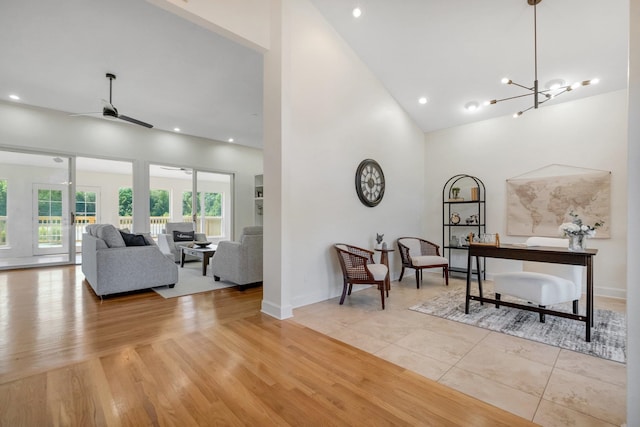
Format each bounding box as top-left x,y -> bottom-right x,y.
491,92 -> 536,104
509,81 -> 536,91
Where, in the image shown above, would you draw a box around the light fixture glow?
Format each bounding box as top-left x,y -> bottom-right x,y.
9,94 -> 20,100
464,101 -> 479,112
352,7 -> 362,18
228,138 -> 234,143
173,127 -> 181,132
418,97 -> 428,105
486,0 -> 597,118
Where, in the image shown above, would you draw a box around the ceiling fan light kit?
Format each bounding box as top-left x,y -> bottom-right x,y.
469,0 -> 598,118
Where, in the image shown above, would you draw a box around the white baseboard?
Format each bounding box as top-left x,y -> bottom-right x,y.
261,299 -> 293,320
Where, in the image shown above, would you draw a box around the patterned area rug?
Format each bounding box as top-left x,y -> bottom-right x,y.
153,262 -> 235,298
410,288 -> 626,363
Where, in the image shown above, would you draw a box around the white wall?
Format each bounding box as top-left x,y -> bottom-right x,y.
262,0 -> 426,316
626,0 -> 639,424
0,101 -> 263,239
425,90 -> 628,298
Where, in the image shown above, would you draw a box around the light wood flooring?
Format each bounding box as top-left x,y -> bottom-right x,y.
0,266 -> 534,426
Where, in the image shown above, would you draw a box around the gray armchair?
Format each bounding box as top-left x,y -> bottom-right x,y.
211,226 -> 263,286
157,222 -> 207,263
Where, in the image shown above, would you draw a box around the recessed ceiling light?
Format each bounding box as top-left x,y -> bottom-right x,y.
173,127 -> 181,132
352,7 -> 362,18
464,101 -> 479,112
545,79 -> 566,91
228,138 -> 234,143
9,94 -> 20,100
418,97 -> 428,105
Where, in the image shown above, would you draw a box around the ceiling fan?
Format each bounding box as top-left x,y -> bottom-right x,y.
74,73 -> 153,128
160,167 -> 192,175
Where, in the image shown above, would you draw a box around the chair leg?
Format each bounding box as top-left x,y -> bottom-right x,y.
347,283 -> 353,295
495,293 -> 501,308
379,284 -> 385,309
444,267 -> 449,286
573,300 -> 579,314
415,269 -> 420,289
539,305 -> 546,323
339,280 -> 348,305
399,267 -> 405,281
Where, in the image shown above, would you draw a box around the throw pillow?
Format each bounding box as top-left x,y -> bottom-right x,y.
96,224 -> 126,248
119,230 -> 149,247
173,230 -> 195,242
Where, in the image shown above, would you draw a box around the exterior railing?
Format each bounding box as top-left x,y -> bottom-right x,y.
1,215 -> 224,247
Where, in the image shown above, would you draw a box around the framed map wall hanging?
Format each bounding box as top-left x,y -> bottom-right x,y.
506,165 -> 611,238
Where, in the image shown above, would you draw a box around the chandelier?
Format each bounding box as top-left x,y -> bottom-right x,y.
485,0 -> 598,118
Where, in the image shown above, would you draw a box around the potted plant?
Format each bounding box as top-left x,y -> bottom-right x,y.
450,187 -> 461,199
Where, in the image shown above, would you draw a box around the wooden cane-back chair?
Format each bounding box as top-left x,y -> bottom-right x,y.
334,244 -> 389,309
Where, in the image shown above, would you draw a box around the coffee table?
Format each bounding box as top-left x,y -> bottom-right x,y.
180,245 -> 218,276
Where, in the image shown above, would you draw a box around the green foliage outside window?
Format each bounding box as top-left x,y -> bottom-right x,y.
0,180 -> 6,216
182,191 -> 221,216
119,188 -> 133,217
150,189 -> 170,217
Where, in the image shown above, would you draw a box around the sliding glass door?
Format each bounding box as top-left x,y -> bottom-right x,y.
149,164 -> 233,242
0,149 -> 74,268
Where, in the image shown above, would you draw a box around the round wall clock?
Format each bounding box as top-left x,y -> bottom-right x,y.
355,159 -> 385,207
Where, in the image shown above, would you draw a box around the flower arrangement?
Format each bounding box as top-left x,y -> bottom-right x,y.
558,211 -> 604,237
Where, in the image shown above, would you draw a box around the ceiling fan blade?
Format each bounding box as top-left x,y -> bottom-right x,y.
70,112 -> 102,117
118,114 -> 153,129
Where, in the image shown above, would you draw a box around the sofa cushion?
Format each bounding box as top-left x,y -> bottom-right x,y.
96,224 -> 126,248
173,230 -> 195,242
119,230 -> 149,246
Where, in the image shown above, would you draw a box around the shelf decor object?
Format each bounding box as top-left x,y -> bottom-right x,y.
442,174 -> 486,278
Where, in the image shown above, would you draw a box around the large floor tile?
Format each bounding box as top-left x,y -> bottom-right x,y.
554,349 -> 626,388
394,329 -> 479,364
456,343 -> 553,397
481,331 -> 561,366
439,367 -> 540,420
543,368 -> 626,426
326,326 -> 391,354
533,399 -> 619,427
374,343 -> 452,381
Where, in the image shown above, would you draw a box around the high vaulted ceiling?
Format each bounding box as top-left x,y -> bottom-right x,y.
0,1 -> 629,149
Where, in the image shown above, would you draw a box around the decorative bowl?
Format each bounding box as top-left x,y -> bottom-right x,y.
194,241 -> 211,248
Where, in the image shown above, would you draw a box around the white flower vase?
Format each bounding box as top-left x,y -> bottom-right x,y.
568,234 -> 586,251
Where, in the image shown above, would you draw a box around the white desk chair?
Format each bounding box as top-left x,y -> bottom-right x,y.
493,237 -> 583,322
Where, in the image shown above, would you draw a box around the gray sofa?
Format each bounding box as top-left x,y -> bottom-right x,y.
211,226 -> 263,286
82,224 -> 178,297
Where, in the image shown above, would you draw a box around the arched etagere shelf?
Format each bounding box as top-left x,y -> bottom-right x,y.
442,174 -> 486,278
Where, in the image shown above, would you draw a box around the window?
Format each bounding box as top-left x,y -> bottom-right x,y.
184,191 -> 223,236
38,189 -> 63,246
75,190 -> 97,243
150,189 -> 169,236
119,187 -> 133,230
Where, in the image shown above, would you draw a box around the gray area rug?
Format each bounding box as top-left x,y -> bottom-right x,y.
153,262 -> 235,298
410,288 -> 626,363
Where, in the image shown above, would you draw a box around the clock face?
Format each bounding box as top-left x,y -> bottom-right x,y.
355,159 -> 385,207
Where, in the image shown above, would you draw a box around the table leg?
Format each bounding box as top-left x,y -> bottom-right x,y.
202,255 -> 208,276
465,251 -> 472,314
586,256 -> 593,341
180,249 -> 186,268
476,255 -> 483,304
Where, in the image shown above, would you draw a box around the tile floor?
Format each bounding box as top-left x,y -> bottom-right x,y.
292,273 -> 627,427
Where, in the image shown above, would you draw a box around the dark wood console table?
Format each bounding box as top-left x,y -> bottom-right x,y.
465,244 -> 598,341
